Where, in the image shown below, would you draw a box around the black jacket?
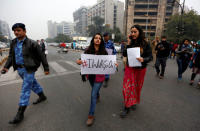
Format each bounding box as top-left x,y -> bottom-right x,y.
41,42 -> 46,52
155,41 -> 170,58
4,37 -> 49,73
123,42 -> 152,68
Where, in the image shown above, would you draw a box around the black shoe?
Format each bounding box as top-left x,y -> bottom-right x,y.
9,106 -> 26,124
131,105 -> 137,110
159,75 -> 164,79
33,92 -> 47,105
120,107 -> 130,118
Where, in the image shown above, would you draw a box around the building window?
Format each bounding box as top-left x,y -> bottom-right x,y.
135,4 -> 158,9
134,12 -> 157,16
135,0 -> 158,2
134,19 -> 151,23
166,12 -> 172,16
166,6 -> 173,10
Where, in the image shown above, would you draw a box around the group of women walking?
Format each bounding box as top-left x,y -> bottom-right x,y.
76,25 -> 152,126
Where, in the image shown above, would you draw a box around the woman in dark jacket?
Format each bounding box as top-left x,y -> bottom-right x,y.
121,25 -> 152,118
189,45 -> 200,87
76,33 -> 108,126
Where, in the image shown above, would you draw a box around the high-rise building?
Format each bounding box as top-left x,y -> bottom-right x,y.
73,7 -> 88,36
0,20 -> 11,39
47,21 -> 74,38
73,0 -> 124,35
124,0 -> 179,38
87,0 -> 124,33
63,22 -> 74,36
47,20 -> 57,38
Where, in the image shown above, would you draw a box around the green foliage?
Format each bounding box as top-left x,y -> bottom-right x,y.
87,16 -> 125,42
87,16 -> 105,36
46,34 -> 73,43
165,10 -> 200,43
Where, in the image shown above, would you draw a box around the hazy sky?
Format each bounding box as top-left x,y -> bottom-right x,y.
0,0 -> 199,40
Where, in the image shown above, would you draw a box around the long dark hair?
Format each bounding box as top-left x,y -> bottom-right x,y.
85,33 -> 107,55
130,25 -> 147,48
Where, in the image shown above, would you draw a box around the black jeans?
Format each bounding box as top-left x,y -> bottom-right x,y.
155,57 -> 168,76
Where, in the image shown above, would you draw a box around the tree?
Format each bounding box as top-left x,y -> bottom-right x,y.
165,10 -> 200,43
87,16 -> 105,36
45,38 -> 55,43
112,27 -> 126,43
87,16 -> 126,43
54,34 -> 72,43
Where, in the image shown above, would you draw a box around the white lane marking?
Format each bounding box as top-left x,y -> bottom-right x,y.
63,61 -> 80,69
0,68 -> 18,82
35,67 -> 44,76
49,61 -> 67,73
0,70 -> 80,87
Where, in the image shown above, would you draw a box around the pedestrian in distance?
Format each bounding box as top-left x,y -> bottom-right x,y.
120,25 -> 152,118
103,32 -> 117,88
40,39 -> 47,57
176,39 -> 193,81
155,36 -> 170,79
151,36 -> 160,65
168,41 -> 174,59
1,23 -> 49,124
76,33 -> 108,126
120,40 -> 125,59
172,42 -> 178,59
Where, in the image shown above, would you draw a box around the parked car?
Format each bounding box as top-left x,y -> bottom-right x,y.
48,43 -> 59,47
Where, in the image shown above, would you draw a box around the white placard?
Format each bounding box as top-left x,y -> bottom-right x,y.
81,54 -> 117,74
127,47 -> 142,67
106,48 -> 113,55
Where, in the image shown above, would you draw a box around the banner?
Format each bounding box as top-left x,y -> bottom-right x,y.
81,54 -> 117,74
127,47 -> 142,67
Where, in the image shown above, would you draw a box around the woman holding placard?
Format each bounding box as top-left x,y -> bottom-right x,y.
121,25 -> 152,118
76,33 -> 108,126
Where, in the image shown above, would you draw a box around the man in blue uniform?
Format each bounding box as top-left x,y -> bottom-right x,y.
103,33 -> 117,87
1,23 -> 49,124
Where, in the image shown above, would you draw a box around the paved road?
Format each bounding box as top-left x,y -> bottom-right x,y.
0,46 -> 200,131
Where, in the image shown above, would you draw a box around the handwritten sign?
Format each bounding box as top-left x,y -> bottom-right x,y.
127,47 -> 142,67
81,54 -> 117,74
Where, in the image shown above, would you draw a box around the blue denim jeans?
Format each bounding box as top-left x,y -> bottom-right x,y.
88,79 -> 103,116
177,59 -> 189,79
17,68 -> 43,106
